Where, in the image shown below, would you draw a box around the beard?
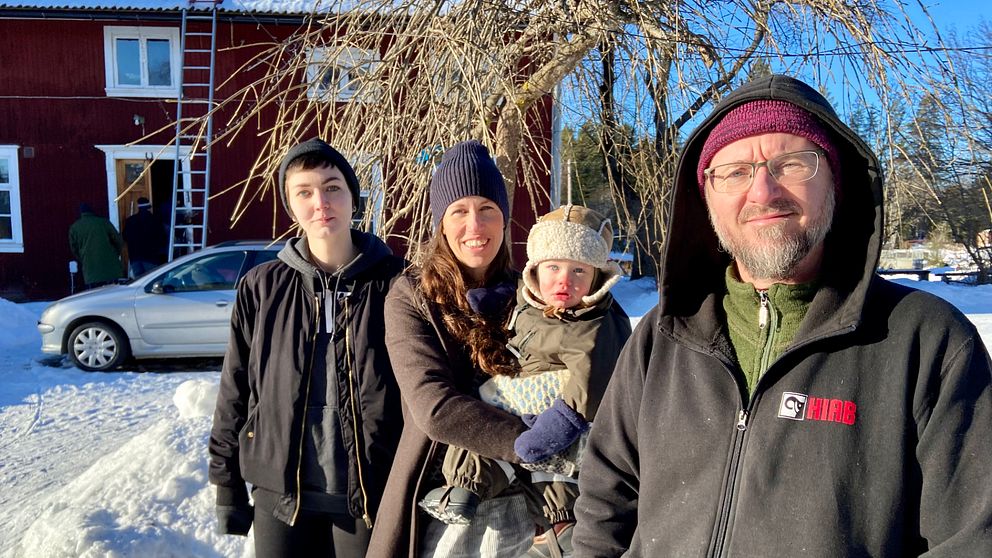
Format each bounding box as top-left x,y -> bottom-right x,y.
709,190 -> 836,283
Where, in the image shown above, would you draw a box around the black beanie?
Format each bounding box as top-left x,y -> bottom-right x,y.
429,140 -> 510,228
278,138 -> 360,218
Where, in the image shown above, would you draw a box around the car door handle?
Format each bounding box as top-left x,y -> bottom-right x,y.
215,300 -> 229,307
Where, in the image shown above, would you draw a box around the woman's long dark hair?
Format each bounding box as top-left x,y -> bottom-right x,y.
419,230 -> 520,377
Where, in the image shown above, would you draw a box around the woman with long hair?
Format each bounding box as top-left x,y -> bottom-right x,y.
368,140 -> 557,557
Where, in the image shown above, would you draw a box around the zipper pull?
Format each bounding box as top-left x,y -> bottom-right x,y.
758,290 -> 769,329
737,409 -> 748,431
507,304 -> 524,331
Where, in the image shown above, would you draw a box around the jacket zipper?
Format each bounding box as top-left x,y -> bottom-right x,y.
711,408 -> 748,557
343,296 -> 373,528
757,290 -> 769,328
713,291 -> 772,554
291,289 -> 322,526
758,291 -> 778,374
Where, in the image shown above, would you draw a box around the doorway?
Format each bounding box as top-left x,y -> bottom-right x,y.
112,158 -> 175,271
98,144 -> 191,232
114,159 -> 175,224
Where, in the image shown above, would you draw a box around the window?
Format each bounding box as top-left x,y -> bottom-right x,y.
352,191 -> 371,230
306,47 -> 380,102
349,156 -> 384,234
103,26 -> 180,98
0,146 -> 23,253
430,52 -> 496,104
156,251 -> 246,293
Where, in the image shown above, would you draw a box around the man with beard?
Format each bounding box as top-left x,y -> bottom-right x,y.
572,74 -> 992,557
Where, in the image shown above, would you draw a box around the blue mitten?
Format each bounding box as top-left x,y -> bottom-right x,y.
514,398 -> 589,463
466,282 -> 516,316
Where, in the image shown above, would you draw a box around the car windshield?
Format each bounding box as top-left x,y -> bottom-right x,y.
124,262 -> 167,283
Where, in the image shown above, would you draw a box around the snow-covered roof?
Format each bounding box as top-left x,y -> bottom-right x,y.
0,0 -> 334,14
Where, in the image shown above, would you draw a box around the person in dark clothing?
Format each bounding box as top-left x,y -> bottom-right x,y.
572,74 -> 992,557
122,197 -> 167,278
208,139 -> 404,558
68,202 -> 124,288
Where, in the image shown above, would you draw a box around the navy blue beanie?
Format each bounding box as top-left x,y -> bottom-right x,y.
429,140 -> 510,228
278,138 -> 360,217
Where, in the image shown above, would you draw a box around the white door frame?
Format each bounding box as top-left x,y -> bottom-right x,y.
96,144 -> 192,229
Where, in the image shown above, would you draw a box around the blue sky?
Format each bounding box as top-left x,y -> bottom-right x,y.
914,0 -> 992,33
559,1 -> 992,135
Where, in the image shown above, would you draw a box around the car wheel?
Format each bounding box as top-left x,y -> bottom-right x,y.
68,321 -> 130,372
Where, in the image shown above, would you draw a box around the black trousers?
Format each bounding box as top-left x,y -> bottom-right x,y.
252,509 -> 370,558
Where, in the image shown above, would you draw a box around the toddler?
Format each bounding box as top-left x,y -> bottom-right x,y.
419,204 -> 632,555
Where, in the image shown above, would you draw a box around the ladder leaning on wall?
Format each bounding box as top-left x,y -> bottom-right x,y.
168,1 -> 219,261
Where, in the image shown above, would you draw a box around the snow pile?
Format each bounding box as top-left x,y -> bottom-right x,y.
890,278 -> 992,315
174,380 -> 220,419
16,415 -> 250,558
0,297 -> 41,349
611,276 -> 658,329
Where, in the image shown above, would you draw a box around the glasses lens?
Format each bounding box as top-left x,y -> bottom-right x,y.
769,151 -> 819,184
709,163 -> 754,192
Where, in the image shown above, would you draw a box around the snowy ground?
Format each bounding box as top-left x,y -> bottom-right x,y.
1,277 -> 990,557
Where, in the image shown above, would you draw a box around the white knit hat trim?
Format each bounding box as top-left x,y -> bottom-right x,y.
522,207 -> 624,309
526,219 -> 610,267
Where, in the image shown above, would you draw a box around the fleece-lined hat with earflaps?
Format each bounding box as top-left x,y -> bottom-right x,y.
523,204 -> 624,307
277,138 -> 361,218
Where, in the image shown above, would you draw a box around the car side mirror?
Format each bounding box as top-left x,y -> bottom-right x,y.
149,282 -> 165,295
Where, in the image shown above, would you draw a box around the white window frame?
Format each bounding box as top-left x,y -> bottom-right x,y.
306,47 -> 381,103
0,145 -> 24,253
103,26 -> 181,98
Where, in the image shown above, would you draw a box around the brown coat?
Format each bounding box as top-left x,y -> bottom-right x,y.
367,273 -> 528,558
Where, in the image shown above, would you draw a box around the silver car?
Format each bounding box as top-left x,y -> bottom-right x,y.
37,241 -> 283,371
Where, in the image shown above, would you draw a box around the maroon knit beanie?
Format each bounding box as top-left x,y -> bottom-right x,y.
696,100 -> 841,196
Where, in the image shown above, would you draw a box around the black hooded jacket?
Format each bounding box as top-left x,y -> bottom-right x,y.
208,231 -> 404,527
573,75 -> 992,556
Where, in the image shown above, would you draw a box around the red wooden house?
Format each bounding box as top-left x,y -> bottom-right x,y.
0,0 -> 556,300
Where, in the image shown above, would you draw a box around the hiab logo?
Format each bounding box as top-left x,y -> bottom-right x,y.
778,391 -> 857,426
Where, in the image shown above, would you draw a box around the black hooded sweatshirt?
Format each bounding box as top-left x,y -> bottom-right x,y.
209,231 -> 404,527
572,75 -> 992,557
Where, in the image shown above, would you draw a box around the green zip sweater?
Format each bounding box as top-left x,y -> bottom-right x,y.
723,266 -> 817,398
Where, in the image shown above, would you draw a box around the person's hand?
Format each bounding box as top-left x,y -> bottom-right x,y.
514,398 -> 589,463
215,485 -> 253,536
215,505 -> 253,536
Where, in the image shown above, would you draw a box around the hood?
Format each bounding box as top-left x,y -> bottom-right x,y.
278,230 -> 393,287
660,74 -> 883,335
